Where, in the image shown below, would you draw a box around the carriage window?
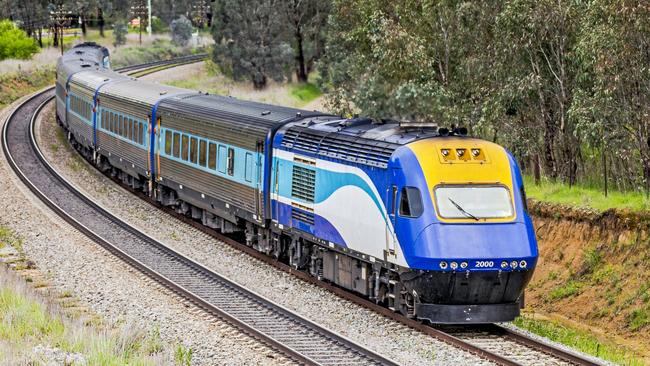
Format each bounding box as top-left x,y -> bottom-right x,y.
181,134 -> 189,161
218,145 -> 227,173
164,130 -> 172,155
245,153 -> 253,182
208,143 -> 217,170
139,123 -> 144,145
190,137 -> 198,164
133,121 -> 139,143
199,140 -> 207,167
227,147 -> 235,176
118,115 -> 123,136
172,132 -> 180,158
399,187 -> 423,218
128,119 -> 133,140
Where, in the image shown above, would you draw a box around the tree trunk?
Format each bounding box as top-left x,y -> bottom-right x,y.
602,147 -> 608,197
295,26 -> 307,82
37,28 -> 43,48
81,14 -> 87,36
98,9 -> 105,37
53,26 -> 59,47
533,154 -> 541,186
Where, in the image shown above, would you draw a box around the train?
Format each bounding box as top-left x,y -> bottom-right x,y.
56,42 -> 538,323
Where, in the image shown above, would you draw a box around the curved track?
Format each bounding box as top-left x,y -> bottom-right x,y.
3,60 -> 605,366
2,64 -> 399,366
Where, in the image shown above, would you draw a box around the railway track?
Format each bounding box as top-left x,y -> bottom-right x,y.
3,59 -> 605,366
2,61 -> 399,366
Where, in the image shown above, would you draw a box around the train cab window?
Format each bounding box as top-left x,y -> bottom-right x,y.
208,142 -> 217,170
244,153 -> 253,182
390,185 -> 398,216
218,145 -> 227,173
399,187 -> 423,218
164,130 -> 172,155
172,132 -> 180,158
190,137 -> 198,164
139,123 -> 144,145
199,140 -> 207,167
181,134 -> 189,161
227,147 -> 235,176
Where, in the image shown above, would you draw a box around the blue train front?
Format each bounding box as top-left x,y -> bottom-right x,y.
272,120 -> 538,323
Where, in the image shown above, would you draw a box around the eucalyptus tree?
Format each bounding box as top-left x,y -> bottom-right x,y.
211,0 -> 293,89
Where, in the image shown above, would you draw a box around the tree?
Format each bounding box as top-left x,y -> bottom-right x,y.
572,0 -> 650,194
170,15 -> 192,46
113,19 -> 127,47
281,0 -> 330,82
0,20 -> 39,60
211,0 -> 293,89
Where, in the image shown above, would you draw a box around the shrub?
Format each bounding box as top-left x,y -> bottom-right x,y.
150,16 -> 166,33
0,20 -> 38,61
113,20 -> 128,47
170,15 -> 193,47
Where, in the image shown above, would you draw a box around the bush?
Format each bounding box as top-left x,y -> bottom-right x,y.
170,15 -> 193,47
150,16 -> 167,33
0,20 -> 38,61
113,20 -> 128,47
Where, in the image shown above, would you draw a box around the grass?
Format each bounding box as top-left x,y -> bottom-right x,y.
291,82 -> 322,103
524,175 -> 650,212
0,268 -> 177,364
514,315 -> 644,365
0,227 -> 24,255
0,67 -> 55,110
110,39 -> 203,68
548,280 -> 583,301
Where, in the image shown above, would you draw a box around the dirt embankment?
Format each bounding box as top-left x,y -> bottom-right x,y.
527,200 -> 650,352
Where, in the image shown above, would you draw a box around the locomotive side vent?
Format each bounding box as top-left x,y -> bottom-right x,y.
291,208 -> 315,225
291,165 -> 316,203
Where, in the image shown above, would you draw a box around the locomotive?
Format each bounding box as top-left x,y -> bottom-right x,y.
56,42 -> 538,323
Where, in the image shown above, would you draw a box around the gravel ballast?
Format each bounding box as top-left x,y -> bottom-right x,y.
29,81 -> 491,364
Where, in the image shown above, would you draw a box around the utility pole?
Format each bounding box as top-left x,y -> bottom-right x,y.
130,0 -> 148,45
147,0 -> 152,36
50,5 -> 72,55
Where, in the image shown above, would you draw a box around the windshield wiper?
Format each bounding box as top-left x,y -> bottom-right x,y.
448,198 -> 480,221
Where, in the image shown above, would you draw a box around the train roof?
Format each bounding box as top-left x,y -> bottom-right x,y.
57,42 -> 109,77
156,93 -> 329,146
279,117 -> 440,168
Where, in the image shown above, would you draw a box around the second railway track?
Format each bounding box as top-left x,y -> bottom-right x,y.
2,59 -> 606,366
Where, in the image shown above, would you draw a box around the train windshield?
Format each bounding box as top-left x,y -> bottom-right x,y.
434,185 -> 513,220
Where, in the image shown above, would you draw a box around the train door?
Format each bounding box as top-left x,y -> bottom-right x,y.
271,157 -> 280,222
386,184 -> 398,257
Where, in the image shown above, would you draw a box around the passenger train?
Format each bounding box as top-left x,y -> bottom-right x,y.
56,42 -> 538,323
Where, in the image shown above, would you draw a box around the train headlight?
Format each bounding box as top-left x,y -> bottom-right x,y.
441,149 -> 450,157
501,261 -> 508,269
450,261 -> 458,270
510,260 -> 518,269
456,148 -> 466,157
519,260 -> 527,269
471,148 -> 481,157
460,262 -> 468,269
439,261 -> 448,269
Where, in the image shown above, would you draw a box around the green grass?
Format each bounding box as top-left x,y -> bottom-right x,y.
524,175 -> 650,212
290,82 -> 322,104
0,67 -> 55,109
514,315 -> 644,365
0,282 -> 174,364
548,280 -> 583,301
0,227 -> 23,254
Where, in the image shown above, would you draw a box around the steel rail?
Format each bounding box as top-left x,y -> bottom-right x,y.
2,61 -> 399,366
